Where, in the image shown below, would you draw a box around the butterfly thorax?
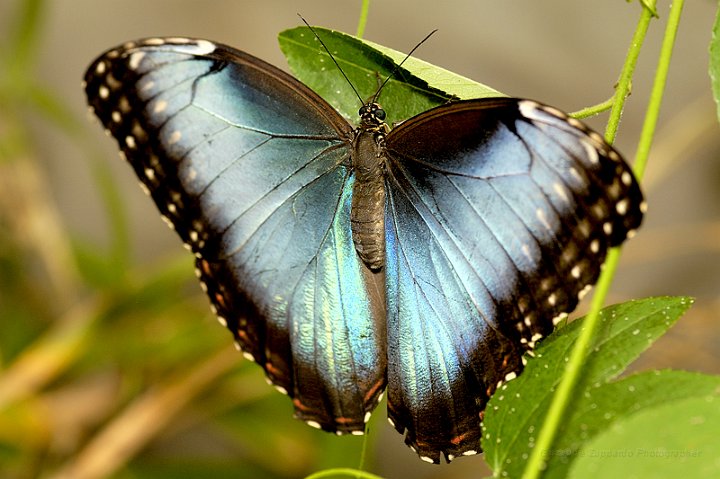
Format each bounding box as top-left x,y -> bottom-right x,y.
350,103 -> 389,271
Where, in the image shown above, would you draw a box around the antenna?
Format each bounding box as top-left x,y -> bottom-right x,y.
298,15 -> 365,106
372,29 -> 437,104
298,15 -> 436,108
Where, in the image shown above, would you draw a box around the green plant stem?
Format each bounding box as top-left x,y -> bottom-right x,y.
521,2 -> 663,478
306,468 -> 383,479
605,2 -> 657,144
634,0 -> 685,179
570,96 -> 615,119
356,0 -> 371,38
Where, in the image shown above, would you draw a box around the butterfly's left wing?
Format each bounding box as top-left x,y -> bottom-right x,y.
383,98 -> 644,463
84,38 -> 387,433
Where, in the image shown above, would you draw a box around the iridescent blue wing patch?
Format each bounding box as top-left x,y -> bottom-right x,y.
84,38 -> 386,433
383,98 -> 644,462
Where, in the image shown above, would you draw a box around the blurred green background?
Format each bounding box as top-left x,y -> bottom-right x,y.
1,1 -> 719,478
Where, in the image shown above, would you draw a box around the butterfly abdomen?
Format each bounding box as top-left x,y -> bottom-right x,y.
351,129 -> 386,270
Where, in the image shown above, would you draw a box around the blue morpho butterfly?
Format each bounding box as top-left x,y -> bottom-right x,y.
83,29 -> 644,463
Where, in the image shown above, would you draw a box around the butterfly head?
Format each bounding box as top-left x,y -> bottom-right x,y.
359,102 -> 387,129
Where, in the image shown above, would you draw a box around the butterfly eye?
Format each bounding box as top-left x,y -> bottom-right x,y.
359,105 -> 368,116
374,108 -> 386,120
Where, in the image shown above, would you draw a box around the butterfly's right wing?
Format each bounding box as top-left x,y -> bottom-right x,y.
84,38 -> 386,433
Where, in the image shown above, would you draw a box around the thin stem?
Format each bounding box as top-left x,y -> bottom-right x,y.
356,0 -> 371,38
570,96 -> 615,119
306,468 -> 383,479
521,2 -> 661,478
605,3 -> 657,144
634,0 -> 685,180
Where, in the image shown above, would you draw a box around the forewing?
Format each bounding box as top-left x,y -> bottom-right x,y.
383,98 -> 644,462
84,38 -> 386,432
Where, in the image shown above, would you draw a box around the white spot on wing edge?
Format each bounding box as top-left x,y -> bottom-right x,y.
518,100 -> 541,120
603,222 -> 613,235
571,265 -> 581,278
521,243 -> 533,262
582,139 -> 600,164
160,215 -> 174,230
578,284 -> 593,300
138,182 -> 150,196
153,99 -> 168,114
567,116 -> 584,129
535,208 -> 552,231
167,130 -> 182,145
306,420 -> 322,430
616,198 -> 629,215
552,312 -> 568,326
548,293 -> 557,306
242,351 -> 255,361
621,171 -> 633,186
128,51 -> 145,69
144,37 -> 165,46
552,182 -> 570,203
189,39 -> 216,55
569,166 -> 583,183
139,80 -> 155,93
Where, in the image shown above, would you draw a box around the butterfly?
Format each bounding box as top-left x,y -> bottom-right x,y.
83,35 -> 644,464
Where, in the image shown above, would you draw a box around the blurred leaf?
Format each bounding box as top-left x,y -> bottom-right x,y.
3,0 -> 45,74
126,459 -> 282,479
0,298 -> 99,410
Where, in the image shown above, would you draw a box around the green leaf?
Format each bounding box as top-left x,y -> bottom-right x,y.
482,296 -> 693,478
569,394 -> 720,478
546,370 -> 720,478
278,26 -> 503,126
709,3 -> 720,124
